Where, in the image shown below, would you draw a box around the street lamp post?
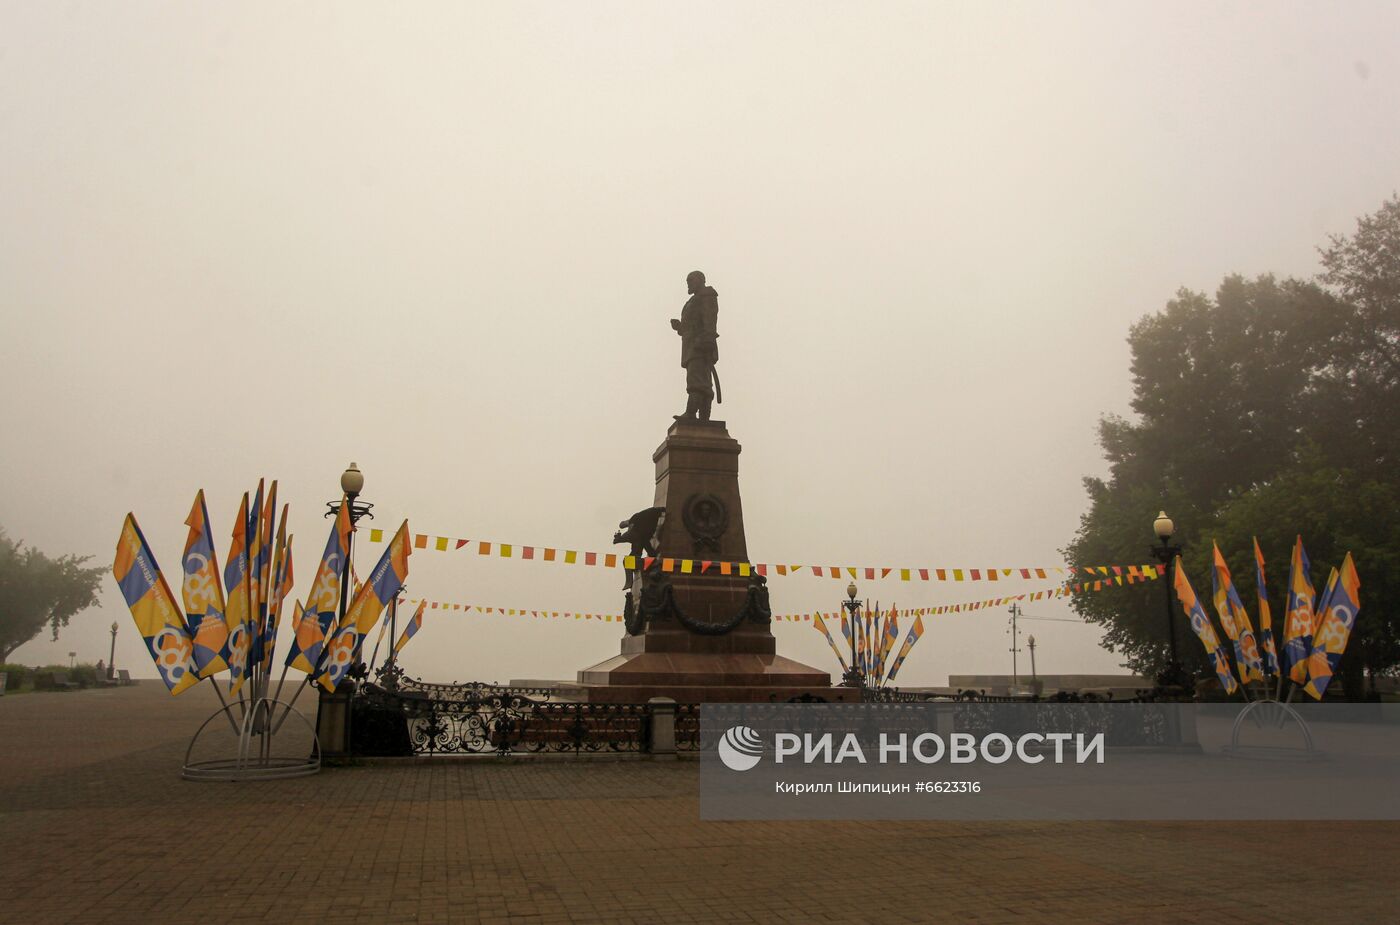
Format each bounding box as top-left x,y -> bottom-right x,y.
1149,510 -> 1187,691
1027,635 -> 1037,685
841,581 -> 864,688
108,622 -> 118,680
308,463 -> 376,759
1007,603 -> 1023,688
325,463 -> 374,686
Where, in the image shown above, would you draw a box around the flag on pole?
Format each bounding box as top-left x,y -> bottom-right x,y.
1280,537 -> 1317,685
316,520 -> 411,691
180,490 -> 229,678
879,608 -> 900,684
886,615 -> 925,683
286,497 -> 351,674
246,480 -> 265,666
862,607 -> 873,678
250,480 -> 278,666
223,492 -> 253,696
367,602 -> 393,667
113,514 -> 200,695
1210,543 -> 1264,683
1307,566 -> 1340,679
256,481 -> 277,617
812,612 -> 849,673
1302,553 -> 1361,700
260,511 -> 292,676
393,600 -> 428,655
1253,538 -> 1279,676
1173,558 -> 1239,695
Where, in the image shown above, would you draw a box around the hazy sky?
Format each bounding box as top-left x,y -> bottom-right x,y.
3,2 -> 1397,689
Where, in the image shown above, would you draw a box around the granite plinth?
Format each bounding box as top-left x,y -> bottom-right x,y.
578,651 -> 829,688
579,420 -> 838,702
584,681 -> 860,704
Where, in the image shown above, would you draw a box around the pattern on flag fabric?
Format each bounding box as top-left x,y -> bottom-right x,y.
114,514 -> 200,695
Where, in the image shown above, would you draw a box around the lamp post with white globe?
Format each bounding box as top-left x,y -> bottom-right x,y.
309,463 -> 376,757
1149,510 -> 1187,691
326,463 -> 373,681
840,581 -> 864,688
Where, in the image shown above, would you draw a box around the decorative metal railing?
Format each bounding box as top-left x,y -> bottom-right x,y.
862,686 -> 1167,704
344,674 -> 1182,758
948,700 -> 1176,746
676,704 -> 701,751
351,675 -> 654,757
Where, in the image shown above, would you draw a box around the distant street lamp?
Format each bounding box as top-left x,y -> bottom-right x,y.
68,651 -> 76,668
841,581 -> 864,688
108,622 -> 119,680
1007,603 -> 1023,687
1149,510 -> 1186,691
1027,634 -> 1038,684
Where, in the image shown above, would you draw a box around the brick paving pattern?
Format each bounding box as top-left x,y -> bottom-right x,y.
2,683 -> 1397,923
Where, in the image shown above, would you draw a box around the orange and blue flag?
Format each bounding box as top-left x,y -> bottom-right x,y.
286,496 -> 351,674
879,608 -> 900,683
247,480 -> 263,625
367,603 -> 393,667
393,600 -> 428,655
1173,559 -> 1238,695
886,615 -> 925,683
259,511 -> 292,676
1210,543 -> 1264,684
812,612 -> 849,673
223,492 -> 253,696
1280,537 -> 1317,685
1253,538 -> 1279,675
316,520 -> 411,691
256,481 -> 277,614
181,490 -> 229,678
1303,553 -> 1361,700
862,608 -> 873,678
114,514 -> 200,695
247,479 -> 273,666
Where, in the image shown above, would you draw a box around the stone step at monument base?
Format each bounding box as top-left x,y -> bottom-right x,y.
578,651 -> 856,703
583,683 -> 861,704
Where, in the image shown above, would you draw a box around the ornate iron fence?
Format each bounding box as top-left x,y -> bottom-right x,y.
344,675 -> 1184,758
351,676 -> 655,757
676,704 -> 701,751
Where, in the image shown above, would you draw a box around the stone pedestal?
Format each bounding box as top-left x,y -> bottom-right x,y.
578,420 -> 847,703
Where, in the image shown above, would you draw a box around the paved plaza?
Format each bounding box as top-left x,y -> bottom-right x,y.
2,684 -> 1398,924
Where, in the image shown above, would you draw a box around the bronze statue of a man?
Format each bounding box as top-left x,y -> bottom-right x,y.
670,270 -> 720,421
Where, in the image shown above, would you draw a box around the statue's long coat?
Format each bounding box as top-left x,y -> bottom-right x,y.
678,286 -> 719,369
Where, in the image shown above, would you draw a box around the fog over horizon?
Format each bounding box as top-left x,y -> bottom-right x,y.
3,3 -> 1397,688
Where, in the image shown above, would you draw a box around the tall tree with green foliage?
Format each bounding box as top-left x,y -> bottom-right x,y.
1066,196 -> 1400,696
0,528 -> 105,663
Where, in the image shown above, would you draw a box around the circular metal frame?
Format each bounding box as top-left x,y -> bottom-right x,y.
1221,697 -> 1323,761
183,696 -> 322,781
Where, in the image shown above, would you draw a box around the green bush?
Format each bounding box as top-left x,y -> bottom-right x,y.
69,663 -> 98,687
0,663 -> 31,690
35,663 -> 99,687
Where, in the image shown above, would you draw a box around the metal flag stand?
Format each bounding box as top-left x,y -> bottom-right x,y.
1221,677 -> 1320,761
183,625 -> 322,781
183,692 -> 321,781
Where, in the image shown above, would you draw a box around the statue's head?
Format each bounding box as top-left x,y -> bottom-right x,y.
686,270 -> 706,294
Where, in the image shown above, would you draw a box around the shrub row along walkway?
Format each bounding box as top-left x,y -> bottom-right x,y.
2,683 -> 1396,924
